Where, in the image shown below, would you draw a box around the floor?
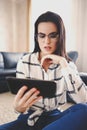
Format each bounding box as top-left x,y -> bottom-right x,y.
0,92 -> 18,125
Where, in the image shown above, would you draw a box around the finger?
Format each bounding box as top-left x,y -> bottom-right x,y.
15,86 -> 28,101
19,88 -> 37,105
24,90 -> 41,107
41,55 -> 51,66
27,96 -> 43,108
14,87 -> 37,111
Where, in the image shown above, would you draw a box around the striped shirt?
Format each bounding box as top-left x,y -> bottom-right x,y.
16,52 -> 87,126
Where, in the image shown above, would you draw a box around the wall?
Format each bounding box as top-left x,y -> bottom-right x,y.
0,0 -> 13,51
13,0 -> 29,52
0,0 -> 29,52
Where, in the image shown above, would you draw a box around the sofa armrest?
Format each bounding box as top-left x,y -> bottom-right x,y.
79,72 -> 87,85
67,51 -> 78,63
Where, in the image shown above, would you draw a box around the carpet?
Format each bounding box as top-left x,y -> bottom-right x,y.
0,92 -> 18,125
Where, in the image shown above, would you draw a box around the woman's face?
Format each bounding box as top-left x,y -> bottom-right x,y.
37,22 -> 59,57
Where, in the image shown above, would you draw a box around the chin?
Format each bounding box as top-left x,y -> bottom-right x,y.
41,49 -> 55,56
44,52 -> 52,55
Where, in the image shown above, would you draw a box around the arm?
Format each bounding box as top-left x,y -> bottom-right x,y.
61,62 -> 87,103
16,58 -> 27,78
41,54 -> 87,103
14,57 -> 42,113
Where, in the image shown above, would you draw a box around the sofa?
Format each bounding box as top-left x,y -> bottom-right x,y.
0,52 -> 27,93
0,51 -> 87,94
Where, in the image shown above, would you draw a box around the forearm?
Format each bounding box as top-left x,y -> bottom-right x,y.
61,65 -> 87,103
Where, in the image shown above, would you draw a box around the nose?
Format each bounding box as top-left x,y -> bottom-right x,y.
44,36 -> 51,44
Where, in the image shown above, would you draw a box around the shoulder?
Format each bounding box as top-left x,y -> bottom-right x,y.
68,61 -> 77,69
21,52 -> 38,62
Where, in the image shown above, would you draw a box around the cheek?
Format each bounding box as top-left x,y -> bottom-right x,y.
38,42 -> 43,50
52,43 -> 57,51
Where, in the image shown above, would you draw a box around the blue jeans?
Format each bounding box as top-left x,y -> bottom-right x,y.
0,103 -> 87,130
43,103 -> 87,130
0,109 -> 60,130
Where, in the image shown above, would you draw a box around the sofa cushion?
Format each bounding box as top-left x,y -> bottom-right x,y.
2,52 -> 25,69
80,72 -> 87,85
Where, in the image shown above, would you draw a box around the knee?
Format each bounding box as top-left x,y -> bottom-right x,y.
76,103 -> 87,110
71,103 -> 87,116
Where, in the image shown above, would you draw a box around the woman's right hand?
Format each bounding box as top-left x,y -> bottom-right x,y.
13,86 -> 42,113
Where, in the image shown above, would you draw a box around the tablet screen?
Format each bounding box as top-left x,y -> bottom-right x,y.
6,77 -> 56,98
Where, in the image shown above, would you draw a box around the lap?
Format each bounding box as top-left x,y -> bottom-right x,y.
0,109 -> 60,130
0,103 -> 87,130
43,103 -> 87,130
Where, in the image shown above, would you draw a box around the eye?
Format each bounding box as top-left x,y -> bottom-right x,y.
49,33 -> 59,38
38,33 -> 45,38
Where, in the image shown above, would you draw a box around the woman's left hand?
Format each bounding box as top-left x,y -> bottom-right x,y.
41,54 -> 68,68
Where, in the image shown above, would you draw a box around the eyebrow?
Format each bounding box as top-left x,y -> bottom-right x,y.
38,32 -> 58,35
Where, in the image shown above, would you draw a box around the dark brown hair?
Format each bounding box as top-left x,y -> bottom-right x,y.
33,11 -> 70,61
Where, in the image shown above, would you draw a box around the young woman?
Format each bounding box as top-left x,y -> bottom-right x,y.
0,11 -> 87,130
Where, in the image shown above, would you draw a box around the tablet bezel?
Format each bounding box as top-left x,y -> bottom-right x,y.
6,77 -> 56,98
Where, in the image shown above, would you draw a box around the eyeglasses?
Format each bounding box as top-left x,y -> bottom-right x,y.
37,32 -> 59,41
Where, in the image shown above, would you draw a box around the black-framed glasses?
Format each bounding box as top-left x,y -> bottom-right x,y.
37,32 -> 59,41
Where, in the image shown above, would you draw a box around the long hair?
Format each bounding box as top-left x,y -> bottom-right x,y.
33,11 -> 70,61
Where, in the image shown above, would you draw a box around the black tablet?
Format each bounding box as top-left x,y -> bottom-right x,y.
6,77 -> 56,98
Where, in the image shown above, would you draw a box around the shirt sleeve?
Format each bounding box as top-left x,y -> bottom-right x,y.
61,61 -> 87,103
16,58 -> 26,78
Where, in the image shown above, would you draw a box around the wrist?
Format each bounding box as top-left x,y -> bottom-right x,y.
14,109 -> 21,115
59,58 -> 68,68
14,105 -> 30,114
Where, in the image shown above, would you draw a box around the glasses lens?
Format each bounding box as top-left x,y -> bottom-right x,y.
37,32 -> 59,41
49,32 -> 59,38
37,33 -> 45,38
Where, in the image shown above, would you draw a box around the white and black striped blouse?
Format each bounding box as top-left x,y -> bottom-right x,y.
16,52 -> 87,126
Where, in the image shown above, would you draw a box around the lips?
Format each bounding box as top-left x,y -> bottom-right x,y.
44,46 -> 51,51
